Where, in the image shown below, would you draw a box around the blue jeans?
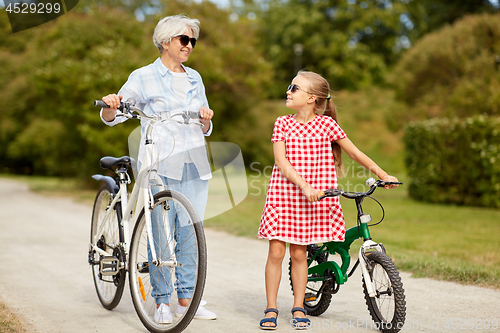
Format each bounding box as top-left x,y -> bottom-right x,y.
148,163 -> 208,304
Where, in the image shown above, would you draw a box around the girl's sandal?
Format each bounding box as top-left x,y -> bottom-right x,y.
291,307 -> 311,330
259,308 -> 279,330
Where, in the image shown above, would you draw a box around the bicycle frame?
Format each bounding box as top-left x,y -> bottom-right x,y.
91,135 -> 166,262
308,183 -> 395,297
91,106 -> 201,271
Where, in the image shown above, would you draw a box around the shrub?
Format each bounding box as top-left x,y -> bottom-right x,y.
387,13 -> 500,130
404,115 -> 500,208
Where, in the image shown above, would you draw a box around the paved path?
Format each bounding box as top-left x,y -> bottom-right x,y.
0,178 -> 499,332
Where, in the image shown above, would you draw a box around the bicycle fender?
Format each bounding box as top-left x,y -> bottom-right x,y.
92,174 -> 119,195
308,261 -> 345,285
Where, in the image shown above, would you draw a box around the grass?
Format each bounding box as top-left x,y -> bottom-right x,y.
205,172 -> 500,289
0,304 -> 24,333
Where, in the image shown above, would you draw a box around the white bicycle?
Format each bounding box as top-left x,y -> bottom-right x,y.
88,99 -> 207,333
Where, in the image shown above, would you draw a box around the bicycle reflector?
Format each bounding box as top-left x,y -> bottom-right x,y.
138,277 -> 146,302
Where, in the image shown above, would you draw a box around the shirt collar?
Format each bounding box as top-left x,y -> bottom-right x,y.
154,58 -> 192,79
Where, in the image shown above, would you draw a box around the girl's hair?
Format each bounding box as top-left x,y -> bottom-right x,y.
153,14 -> 200,53
297,70 -> 343,173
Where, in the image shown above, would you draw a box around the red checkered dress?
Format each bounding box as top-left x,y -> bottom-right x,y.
258,114 -> 347,245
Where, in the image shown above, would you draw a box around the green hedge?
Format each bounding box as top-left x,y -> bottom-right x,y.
387,13 -> 500,131
404,115 -> 500,208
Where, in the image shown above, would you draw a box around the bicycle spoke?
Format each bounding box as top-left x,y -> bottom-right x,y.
129,191 -> 207,333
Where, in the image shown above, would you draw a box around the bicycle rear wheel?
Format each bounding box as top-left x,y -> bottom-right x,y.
129,190 -> 207,333
89,185 -> 126,310
362,251 -> 406,333
289,244 -> 334,316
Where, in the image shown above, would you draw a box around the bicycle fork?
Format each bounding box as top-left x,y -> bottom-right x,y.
142,185 -> 181,269
357,213 -> 386,298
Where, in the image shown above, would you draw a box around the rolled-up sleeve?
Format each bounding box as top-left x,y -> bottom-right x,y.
204,121 -> 213,136
100,109 -> 126,126
100,70 -> 144,127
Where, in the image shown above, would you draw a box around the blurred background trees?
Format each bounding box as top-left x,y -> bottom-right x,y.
0,0 -> 499,199
386,13 -> 500,128
0,0 -> 273,177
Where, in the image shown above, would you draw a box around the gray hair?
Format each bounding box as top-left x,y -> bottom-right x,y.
153,14 -> 200,53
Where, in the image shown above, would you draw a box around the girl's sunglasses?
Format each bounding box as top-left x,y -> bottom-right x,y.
287,84 -> 312,94
174,34 -> 197,48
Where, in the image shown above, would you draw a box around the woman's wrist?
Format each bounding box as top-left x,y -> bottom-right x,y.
102,109 -> 117,122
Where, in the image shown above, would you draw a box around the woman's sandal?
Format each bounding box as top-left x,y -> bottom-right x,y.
259,308 -> 279,330
291,307 -> 311,330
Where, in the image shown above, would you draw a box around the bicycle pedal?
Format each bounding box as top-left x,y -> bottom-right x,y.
100,256 -> 120,276
304,293 -> 316,302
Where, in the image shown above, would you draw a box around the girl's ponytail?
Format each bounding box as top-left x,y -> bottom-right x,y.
323,97 -> 343,174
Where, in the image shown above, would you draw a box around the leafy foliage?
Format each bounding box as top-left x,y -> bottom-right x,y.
387,13 -> 500,130
257,0 -> 411,95
403,0 -> 499,41
0,2 -> 273,179
0,8 -> 151,178
404,115 -> 500,208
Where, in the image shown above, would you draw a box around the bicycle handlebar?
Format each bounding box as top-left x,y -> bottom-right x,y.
94,100 -> 202,123
319,178 -> 403,201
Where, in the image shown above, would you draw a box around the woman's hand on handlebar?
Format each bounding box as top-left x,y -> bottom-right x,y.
381,174 -> 399,189
199,106 -> 214,133
101,94 -> 123,122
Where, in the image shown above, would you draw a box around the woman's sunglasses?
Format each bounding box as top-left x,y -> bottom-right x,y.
287,84 -> 312,94
174,34 -> 197,48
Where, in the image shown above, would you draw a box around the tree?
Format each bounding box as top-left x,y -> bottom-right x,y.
257,0 -> 411,95
0,1 -> 273,178
0,8 -> 151,177
403,0 -> 499,42
386,13 -> 500,129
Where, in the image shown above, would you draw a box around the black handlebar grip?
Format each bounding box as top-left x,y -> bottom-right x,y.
186,111 -> 202,119
94,100 -> 124,111
378,181 -> 403,187
94,100 -> 110,108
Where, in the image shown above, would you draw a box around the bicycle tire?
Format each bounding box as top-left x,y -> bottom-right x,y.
362,251 -> 406,333
89,185 -> 126,310
129,190 -> 207,333
289,245 -> 333,316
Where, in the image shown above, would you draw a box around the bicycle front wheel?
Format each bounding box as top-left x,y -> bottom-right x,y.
89,185 -> 126,310
129,190 -> 207,333
362,251 -> 406,333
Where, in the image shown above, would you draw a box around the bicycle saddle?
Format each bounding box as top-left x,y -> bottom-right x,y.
100,156 -> 134,169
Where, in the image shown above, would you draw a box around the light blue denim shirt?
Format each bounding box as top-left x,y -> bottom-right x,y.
101,58 -> 213,180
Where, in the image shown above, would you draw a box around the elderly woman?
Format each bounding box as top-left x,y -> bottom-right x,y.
100,14 -> 216,324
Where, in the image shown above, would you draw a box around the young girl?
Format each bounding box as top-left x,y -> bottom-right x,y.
258,70 -> 398,330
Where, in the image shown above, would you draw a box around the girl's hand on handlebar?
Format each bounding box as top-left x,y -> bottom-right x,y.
302,184 -> 322,202
382,175 -> 399,189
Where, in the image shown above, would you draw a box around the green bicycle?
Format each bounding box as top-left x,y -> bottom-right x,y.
289,178 -> 406,333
